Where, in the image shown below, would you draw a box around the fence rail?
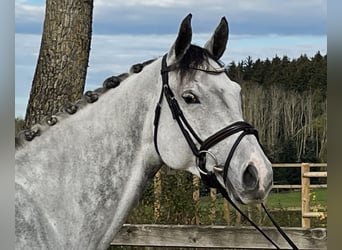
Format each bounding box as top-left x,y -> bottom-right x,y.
111,224 -> 327,249
273,184 -> 327,189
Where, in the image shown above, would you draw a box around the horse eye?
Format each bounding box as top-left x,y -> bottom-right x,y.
182,91 -> 200,104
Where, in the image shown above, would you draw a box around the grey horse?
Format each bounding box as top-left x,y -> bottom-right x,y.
15,14 -> 273,249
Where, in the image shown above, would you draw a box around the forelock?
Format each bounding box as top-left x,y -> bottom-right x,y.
178,45 -> 213,80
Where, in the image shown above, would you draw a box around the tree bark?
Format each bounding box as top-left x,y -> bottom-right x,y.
25,0 -> 94,128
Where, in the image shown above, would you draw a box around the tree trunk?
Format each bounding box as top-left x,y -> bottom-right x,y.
25,0 -> 94,128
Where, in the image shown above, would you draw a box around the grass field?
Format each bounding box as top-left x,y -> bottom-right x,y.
199,188 -> 327,210
266,188 -> 327,208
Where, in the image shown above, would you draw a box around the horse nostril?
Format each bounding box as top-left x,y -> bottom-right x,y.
243,164 -> 259,190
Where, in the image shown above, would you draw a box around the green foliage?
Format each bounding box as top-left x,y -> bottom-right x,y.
228,51 -> 327,94
126,168 -> 198,225
15,117 -> 25,135
127,175 -> 327,228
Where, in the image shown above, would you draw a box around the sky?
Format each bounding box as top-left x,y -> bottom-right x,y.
15,0 -> 327,118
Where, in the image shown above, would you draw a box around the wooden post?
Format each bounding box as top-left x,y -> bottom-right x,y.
301,163 -> 310,228
235,206 -> 241,225
256,204 -> 262,224
192,175 -> 200,225
223,199 -> 230,225
209,188 -> 216,224
247,205 -> 252,220
153,170 -> 162,222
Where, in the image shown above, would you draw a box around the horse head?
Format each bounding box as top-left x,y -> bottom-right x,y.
154,14 -> 273,205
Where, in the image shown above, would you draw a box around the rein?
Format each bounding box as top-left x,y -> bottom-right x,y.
153,54 -> 299,249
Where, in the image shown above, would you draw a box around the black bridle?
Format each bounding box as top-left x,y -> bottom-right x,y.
154,54 -> 259,178
153,54 -> 298,249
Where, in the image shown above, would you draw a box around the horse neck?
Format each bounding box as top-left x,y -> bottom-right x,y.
15,58 -> 163,248
17,58 -> 163,173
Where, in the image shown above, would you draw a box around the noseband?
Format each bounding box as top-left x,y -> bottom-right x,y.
153,54 -> 299,250
153,54 -> 259,185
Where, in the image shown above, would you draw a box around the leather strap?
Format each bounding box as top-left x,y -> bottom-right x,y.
153,53 -> 298,250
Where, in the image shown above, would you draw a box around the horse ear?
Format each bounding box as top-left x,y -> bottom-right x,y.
167,13 -> 192,64
204,17 -> 229,60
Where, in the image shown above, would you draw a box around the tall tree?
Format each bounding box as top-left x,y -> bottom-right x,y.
25,0 -> 94,128
242,55 -> 253,81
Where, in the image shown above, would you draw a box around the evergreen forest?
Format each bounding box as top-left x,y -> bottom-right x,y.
227,52 -> 327,184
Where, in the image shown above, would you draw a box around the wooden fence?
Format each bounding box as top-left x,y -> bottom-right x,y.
272,163 -> 327,228
111,224 -> 327,249
110,163 -> 327,249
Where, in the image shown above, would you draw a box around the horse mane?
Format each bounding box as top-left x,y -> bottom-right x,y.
15,45 -> 212,149
15,58 -> 157,149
